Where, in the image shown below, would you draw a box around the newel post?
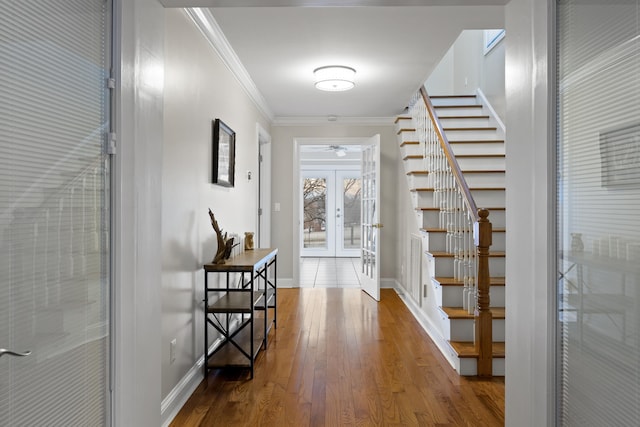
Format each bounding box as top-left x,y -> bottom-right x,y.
475,208 -> 493,377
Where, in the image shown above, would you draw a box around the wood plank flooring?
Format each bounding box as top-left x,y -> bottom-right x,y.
170,288 -> 504,427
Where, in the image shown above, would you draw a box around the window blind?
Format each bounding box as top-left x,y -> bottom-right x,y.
0,0 -> 111,425
556,1 -> 640,425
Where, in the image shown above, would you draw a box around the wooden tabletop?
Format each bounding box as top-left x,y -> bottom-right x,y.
203,248 -> 277,273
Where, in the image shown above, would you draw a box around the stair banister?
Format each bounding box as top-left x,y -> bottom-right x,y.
414,85 -> 494,377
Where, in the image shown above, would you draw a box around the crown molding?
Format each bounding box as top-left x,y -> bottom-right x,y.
185,8 -> 274,121
272,116 -> 395,126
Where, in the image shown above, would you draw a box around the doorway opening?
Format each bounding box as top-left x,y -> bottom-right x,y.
297,142 -> 362,288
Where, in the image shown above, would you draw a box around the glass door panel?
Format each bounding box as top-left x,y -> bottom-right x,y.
336,171 -> 361,257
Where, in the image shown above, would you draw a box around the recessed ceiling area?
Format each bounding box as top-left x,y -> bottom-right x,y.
162,1 -> 505,120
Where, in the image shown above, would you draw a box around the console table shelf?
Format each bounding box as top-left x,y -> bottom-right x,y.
203,248 -> 277,379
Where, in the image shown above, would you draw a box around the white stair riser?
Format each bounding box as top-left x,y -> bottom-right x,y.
401,143 -> 422,158
434,106 -> 485,117
462,172 -> 505,188
430,97 -> 478,106
413,191 -> 436,208
426,230 -> 505,253
457,356 -> 505,376
444,129 -> 499,141
439,117 -> 490,127
407,173 -> 430,189
441,316 -> 505,341
398,130 -> 417,142
420,209 -> 505,229
470,189 -> 505,207
395,118 -> 413,130
450,142 -> 505,156
428,255 -> 505,277
435,283 -> 505,308
414,188 -> 504,208
457,156 -> 505,170
403,157 -> 425,171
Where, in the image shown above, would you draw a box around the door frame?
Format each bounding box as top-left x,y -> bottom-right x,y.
292,137 -> 370,286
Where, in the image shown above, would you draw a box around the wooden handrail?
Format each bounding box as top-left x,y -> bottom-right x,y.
419,86 -> 479,222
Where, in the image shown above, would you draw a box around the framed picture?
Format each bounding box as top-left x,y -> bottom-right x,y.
212,119 -> 235,187
600,122 -> 640,188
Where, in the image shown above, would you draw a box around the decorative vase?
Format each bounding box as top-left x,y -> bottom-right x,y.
570,233 -> 584,253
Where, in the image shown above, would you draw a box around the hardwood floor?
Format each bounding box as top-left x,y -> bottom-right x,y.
170,288 -> 505,427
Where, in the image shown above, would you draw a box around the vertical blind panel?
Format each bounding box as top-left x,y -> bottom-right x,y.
557,0 -> 640,426
0,0 -> 110,426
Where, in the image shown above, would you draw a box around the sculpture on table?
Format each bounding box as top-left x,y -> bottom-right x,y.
208,209 -> 237,264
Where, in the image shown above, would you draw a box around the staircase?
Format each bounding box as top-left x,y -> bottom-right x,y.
396,91 -> 506,376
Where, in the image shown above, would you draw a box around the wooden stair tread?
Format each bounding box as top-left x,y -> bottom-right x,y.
430,95 -> 477,99
427,251 -> 505,258
449,341 -> 505,358
449,139 -> 504,143
434,104 -> 482,108
397,128 -> 416,135
442,307 -> 505,319
416,206 -> 506,211
422,227 -> 506,233
456,154 -> 505,158
443,127 -> 497,131
461,169 -> 505,174
439,115 -> 490,120
412,187 -> 505,192
394,115 -> 411,123
407,170 -> 429,175
403,154 -> 423,160
400,140 -> 419,146
435,276 -> 505,286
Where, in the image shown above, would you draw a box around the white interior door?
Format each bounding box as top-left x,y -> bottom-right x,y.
359,135 -> 381,301
0,1 -> 112,424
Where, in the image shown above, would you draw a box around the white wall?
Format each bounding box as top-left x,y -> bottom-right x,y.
426,29 -> 506,120
270,124 -> 398,283
504,0 -> 553,425
161,6 -> 271,413
114,0 -> 165,425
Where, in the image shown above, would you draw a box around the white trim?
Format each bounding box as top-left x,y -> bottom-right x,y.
273,116 -> 394,126
277,278 -> 295,288
476,88 -> 505,136
392,286 -> 457,371
160,357 -> 205,427
184,8 -> 274,121
483,29 -> 505,55
293,137 -> 375,286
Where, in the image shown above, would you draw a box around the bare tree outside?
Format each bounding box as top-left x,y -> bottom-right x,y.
303,178 -> 327,248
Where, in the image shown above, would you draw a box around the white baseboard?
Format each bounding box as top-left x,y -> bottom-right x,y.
277,278 -> 295,288
392,286 -> 457,372
161,329 -> 236,426
381,278 -> 397,289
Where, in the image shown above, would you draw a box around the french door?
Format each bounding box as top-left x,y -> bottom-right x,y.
359,135 -> 381,301
301,170 -> 361,257
0,0 -> 112,424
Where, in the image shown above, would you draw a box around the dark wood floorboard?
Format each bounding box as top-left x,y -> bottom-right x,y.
170,288 -> 505,427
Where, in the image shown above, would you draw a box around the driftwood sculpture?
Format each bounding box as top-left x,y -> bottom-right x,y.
208,209 -> 237,264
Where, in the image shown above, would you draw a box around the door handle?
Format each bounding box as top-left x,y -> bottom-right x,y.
0,348 -> 32,359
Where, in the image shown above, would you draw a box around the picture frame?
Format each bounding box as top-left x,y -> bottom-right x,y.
212,118 -> 235,187
599,122 -> 640,188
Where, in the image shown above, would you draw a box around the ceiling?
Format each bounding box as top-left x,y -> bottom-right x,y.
161,1 -> 506,122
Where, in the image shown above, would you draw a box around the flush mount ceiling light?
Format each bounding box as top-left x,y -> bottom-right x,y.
313,66 -> 356,92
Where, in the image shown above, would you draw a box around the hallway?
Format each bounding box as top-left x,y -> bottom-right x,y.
170,288 -> 505,426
